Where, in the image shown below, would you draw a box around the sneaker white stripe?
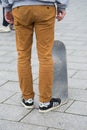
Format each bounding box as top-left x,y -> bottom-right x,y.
21,101 -> 34,109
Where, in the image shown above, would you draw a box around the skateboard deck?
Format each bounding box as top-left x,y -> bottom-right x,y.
52,40 -> 68,105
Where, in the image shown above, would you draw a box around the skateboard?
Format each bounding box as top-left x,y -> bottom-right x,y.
52,40 -> 68,105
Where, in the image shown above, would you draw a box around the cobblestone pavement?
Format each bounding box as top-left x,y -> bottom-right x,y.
0,0 -> 87,130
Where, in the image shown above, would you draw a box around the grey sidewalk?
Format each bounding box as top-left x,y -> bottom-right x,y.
0,0 -> 87,130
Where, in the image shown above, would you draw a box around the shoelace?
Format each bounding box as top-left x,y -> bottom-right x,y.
25,98 -> 34,103
39,102 -> 50,108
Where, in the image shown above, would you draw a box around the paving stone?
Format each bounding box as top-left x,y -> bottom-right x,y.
0,32 -> 15,41
0,120 -> 47,130
70,51 -> 87,57
68,69 -> 77,78
33,73 -> 38,81
0,71 -> 38,82
68,78 -> 87,89
4,93 -> 22,106
77,35 -> 87,40
0,40 -> 15,45
67,55 -> 87,63
0,56 -> 15,63
34,95 -> 39,108
0,81 -> 20,92
0,104 -> 31,121
21,109 -> 87,130
31,59 -> 38,65
66,101 -> 87,116
73,71 -> 87,80
54,100 -> 74,112
9,60 -> 17,65
0,71 -> 18,81
5,51 -> 17,57
68,63 -> 87,71
0,45 -> 16,51
64,40 -> 86,46
31,51 -> 38,59
65,45 -> 87,51
33,78 -> 38,84
0,63 -> 17,71
66,50 -> 74,55
69,88 -> 87,102
33,84 -> 39,95
0,40 -> 16,45
0,79 -> 8,87
32,65 -> 39,74
48,128 -> 62,130
0,51 -> 7,56
66,45 -> 87,52
55,34 -> 76,41
0,89 -> 16,103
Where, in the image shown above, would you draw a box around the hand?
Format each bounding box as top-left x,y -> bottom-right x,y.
5,11 -> 14,24
56,10 -> 66,21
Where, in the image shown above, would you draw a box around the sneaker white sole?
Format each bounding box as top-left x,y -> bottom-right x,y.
0,29 -> 11,33
39,104 -> 61,113
21,102 -> 34,109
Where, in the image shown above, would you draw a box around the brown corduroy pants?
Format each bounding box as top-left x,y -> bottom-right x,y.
12,5 -> 56,102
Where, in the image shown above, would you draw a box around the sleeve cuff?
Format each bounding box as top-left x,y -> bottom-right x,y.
5,4 -> 12,12
57,3 -> 67,11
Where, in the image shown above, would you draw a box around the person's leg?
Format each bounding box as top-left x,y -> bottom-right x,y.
0,7 -> 11,32
2,7 -> 9,26
34,6 -> 61,112
3,7 -> 14,30
35,5 -> 56,103
12,6 -> 34,101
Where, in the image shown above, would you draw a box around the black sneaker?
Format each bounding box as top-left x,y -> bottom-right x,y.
39,98 -> 61,113
21,98 -> 34,109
